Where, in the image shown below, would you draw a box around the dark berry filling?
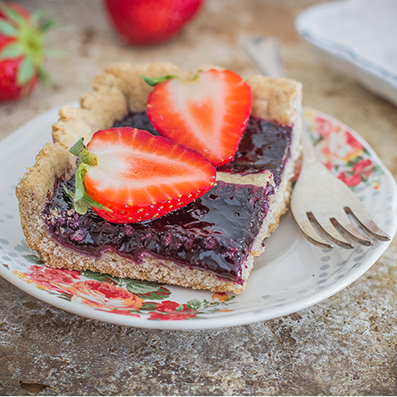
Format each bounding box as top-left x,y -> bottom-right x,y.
217,116 -> 292,185
113,111 -> 159,136
44,179 -> 273,283
43,112 -> 292,283
112,112 -> 292,184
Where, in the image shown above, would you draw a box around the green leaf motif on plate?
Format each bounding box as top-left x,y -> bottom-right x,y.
17,240 -> 33,252
17,240 -> 44,263
22,254 -> 43,264
81,270 -> 172,300
135,287 -> 171,301
122,280 -> 172,300
58,293 -> 74,302
81,270 -> 119,285
186,299 -> 201,310
141,302 -> 158,311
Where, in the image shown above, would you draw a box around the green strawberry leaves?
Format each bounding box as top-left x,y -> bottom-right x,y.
0,42 -> 24,59
17,55 -> 34,85
65,138 -> 111,215
37,67 -> 52,86
0,2 -> 60,88
0,3 -> 26,26
38,18 -> 56,33
0,19 -> 17,36
31,9 -> 47,26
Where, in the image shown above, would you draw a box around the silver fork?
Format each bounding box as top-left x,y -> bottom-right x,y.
241,35 -> 390,249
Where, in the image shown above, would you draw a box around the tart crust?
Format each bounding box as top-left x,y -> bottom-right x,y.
16,62 -> 302,294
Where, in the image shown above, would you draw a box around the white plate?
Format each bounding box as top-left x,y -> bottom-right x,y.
296,0 -> 397,106
0,105 -> 396,330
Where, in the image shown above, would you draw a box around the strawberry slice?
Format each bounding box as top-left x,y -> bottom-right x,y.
66,127 -> 216,223
144,69 -> 252,167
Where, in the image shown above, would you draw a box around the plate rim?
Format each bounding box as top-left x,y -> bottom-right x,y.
0,104 -> 396,330
295,0 -> 397,99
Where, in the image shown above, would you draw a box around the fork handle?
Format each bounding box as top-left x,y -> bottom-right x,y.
241,35 -> 286,78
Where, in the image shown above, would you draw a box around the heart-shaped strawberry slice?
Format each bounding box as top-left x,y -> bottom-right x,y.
145,69 -> 252,167
67,127 -> 216,223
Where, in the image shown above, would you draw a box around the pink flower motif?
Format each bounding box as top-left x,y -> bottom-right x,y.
25,265 -> 80,293
314,117 -> 364,165
61,280 -> 144,311
96,309 -> 141,317
156,300 -> 188,312
315,118 -> 333,140
148,311 -> 197,321
148,300 -> 197,321
338,158 -> 374,187
352,158 -> 373,177
346,133 -> 363,151
338,171 -> 362,187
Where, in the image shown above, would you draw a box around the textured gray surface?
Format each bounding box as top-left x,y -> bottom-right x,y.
1,0 -> 397,395
1,246 -> 397,396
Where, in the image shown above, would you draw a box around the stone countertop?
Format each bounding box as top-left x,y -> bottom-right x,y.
1,0 -> 397,395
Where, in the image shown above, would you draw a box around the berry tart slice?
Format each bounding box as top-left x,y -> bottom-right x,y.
16,62 -> 302,294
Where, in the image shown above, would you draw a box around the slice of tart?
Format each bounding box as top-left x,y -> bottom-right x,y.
16,62 -> 302,294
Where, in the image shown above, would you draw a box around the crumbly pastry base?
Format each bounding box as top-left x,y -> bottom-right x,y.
16,62 -> 302,294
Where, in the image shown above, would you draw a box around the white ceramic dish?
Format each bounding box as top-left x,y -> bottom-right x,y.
296,0 -> 397,106
0,105 -> 396,330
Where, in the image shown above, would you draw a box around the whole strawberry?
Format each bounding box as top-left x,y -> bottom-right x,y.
104,0 -> 203,45
0,2 -> 56,101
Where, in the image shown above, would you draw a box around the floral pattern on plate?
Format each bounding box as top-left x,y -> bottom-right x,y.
8,244 -> 236,321
0,105 -> 395,329
304,108 -> 384,191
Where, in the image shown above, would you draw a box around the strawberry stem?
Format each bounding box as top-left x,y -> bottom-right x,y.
66,138 -> 110,215
70,138 -> 98,166
141,74 -> 179,87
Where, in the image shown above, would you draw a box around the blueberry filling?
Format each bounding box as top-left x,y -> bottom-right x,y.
113,111 -> 159,136
43,112 -> 292,283
44,180 -> 273,283
217,116 -> 292,185
112,112 -> 292,183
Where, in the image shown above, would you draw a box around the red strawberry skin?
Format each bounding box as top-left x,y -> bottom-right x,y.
0,56 -> 37,101
0,4 -> 36,101
146,69 -> 252,167
103,0 -> 203,45
0,3 -> 53,102
84,127 -> 216,223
